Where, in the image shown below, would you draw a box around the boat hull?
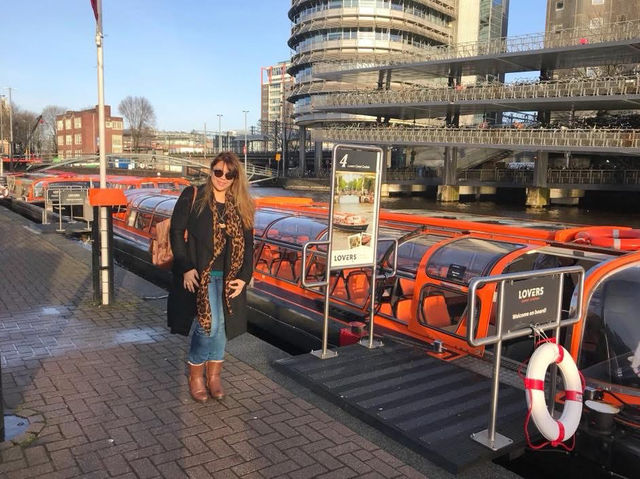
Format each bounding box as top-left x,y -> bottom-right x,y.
333,223 -> 368,232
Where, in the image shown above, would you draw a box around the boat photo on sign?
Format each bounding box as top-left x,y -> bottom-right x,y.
330,145 -> 382,269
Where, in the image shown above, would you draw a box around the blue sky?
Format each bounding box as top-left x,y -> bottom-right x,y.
0,0 -> 547,131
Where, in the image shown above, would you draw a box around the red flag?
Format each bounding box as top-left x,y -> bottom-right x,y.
90,0 -> 99,21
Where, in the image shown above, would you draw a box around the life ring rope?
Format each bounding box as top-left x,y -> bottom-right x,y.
519,338 -> 585,451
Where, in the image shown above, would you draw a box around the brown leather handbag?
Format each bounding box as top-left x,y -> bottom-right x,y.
150,186 -> 197,269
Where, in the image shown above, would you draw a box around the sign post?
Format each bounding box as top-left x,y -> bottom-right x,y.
466,265 -> 585,451
305,145 -> 384,359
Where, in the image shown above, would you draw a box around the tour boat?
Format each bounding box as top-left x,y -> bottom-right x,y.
3,171 -> 190,223
332,211 -> 369,232
110,190 -> 640,476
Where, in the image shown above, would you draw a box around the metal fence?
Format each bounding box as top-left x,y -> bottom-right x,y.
316,75 -> 640,108
458,169 -> 640,186
315,19 -> 640,73
313,125 -> 640,151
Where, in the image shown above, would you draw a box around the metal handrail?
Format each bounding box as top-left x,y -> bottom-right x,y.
313,125 -> 640,150
315,19 -> 640,73
316,75 -> 640,108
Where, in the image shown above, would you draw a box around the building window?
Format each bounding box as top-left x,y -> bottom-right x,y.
74,134 -> 82,145
106,121 -> 112,128
590,17 -> 603,29
112,135 -> 122,146
58,135 -> 64,146
592,0 -> 604,5
56,120 -> 64,131
74,117 -> 81,129
66,135 -> 72,146
65,118 -> 71,130
554,24 -> 563,33
555,1 -> 564,10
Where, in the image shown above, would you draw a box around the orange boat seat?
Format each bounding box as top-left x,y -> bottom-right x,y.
421,295 -> 451,328
330,274 -> 347,298
379,302 -> 393,316
271,259 -> 293,281
255,260 -> 269,274
292,259 -> 301,282
347,272 -> 369,303
395,298 -> 414,322
307,261 -> 326,281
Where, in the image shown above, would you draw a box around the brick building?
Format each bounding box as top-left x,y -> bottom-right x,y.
56,105 -> 123,158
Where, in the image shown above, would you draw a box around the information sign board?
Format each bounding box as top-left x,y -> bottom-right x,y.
329,145 -> 382,269
60,190 -> 86,206
501,274 -> 562,332
46,188 -> 61,203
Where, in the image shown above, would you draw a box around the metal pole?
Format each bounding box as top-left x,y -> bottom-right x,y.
8,87 -> 14,171
243,110 -> 248,172
217,114 -> 222,153
96,0 -> 110,305
488,281 -> 506,445
0,94 -> 4,176
203,122 -> 207,161
281,62 -> 286,177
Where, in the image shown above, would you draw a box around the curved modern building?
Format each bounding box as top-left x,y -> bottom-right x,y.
287,0 -> 457,126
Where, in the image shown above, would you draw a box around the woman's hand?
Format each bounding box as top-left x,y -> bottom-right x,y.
228,279 -> 246,298
183,269 -> 200,293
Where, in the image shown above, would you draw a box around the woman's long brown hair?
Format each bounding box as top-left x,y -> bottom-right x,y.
195,151 -> 255,229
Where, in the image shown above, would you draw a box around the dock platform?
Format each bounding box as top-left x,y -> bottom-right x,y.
275,342 -> 532,473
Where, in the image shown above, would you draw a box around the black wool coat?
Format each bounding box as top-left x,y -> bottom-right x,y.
168,186 -> 253,339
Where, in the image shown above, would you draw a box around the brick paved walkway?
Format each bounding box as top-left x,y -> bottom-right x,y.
0,206 -> 435,479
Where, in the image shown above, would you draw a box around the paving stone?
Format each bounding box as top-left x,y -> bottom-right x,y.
156,461 -> 188,479
130,457 -> 161,479
102,453 -> 133,476
0,206 -> 437,479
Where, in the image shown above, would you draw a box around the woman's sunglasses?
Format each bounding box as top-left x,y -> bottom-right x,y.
212,169 -> 237,180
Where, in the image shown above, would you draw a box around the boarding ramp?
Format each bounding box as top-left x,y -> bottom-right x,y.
274,266 -> 584,472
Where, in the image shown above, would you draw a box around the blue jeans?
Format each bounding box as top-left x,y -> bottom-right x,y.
187,274 -> 226,364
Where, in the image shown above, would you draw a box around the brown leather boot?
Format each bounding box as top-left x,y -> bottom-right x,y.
205,360 -> 225,400
188,363 -> 208,403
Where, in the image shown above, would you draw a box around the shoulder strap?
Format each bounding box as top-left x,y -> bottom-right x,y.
190,186 -> 198,211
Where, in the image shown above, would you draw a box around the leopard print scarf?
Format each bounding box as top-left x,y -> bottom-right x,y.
195,191 -> 245,334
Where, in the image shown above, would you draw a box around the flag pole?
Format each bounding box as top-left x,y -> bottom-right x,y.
94,0 -> 111,304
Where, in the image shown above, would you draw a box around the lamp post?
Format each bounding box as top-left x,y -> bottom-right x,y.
217,114 -> 223,153
0,94 -> 4,176
203,122 -> 207,161
5,87 -> 14,173
242,110 -> 249,172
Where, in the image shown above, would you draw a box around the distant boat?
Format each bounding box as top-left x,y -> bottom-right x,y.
333,212 -> 368,232
335,194 -> 360,204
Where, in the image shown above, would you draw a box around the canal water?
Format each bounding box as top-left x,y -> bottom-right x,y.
252,186 -> 640,229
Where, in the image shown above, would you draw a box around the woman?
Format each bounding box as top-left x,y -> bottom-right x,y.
170,151 -> 254,402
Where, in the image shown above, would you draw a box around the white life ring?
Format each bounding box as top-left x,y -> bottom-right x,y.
525,342 -> 583,444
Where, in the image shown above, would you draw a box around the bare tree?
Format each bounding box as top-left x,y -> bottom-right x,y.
12,107 -> 40,156
41,105 -> 66,153
118,96 -> 156,152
